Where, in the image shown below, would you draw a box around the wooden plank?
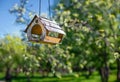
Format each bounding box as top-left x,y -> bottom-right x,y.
25,15 -> 38,32
44,36 -> 61,43
58,34 -> 63,42
29,40 -> 56,45
29,36 -> 61,44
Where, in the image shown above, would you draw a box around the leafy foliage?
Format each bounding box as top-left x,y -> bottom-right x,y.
0,0 -> 120,81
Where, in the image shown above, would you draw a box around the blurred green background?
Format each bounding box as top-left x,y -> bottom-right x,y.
0,0 -> 120,82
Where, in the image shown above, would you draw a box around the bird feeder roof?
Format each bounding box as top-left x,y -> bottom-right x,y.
25,15 -> 66,35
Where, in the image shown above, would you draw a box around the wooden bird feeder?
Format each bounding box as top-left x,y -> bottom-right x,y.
24,15 -> 66,44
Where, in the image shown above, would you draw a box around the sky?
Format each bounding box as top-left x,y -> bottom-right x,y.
0,0 -> 55,37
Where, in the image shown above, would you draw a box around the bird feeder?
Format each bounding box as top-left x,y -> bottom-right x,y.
24,15 -> 66,44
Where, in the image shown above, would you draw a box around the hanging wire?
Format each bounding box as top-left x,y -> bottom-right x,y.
39,0 -> 41,16
48,0 -> 51,19
39,0 -> 51,18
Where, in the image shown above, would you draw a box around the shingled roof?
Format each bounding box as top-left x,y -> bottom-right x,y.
25,15 -> 66,35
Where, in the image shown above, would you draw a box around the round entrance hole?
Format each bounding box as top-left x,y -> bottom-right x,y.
31,24 -> 42,35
